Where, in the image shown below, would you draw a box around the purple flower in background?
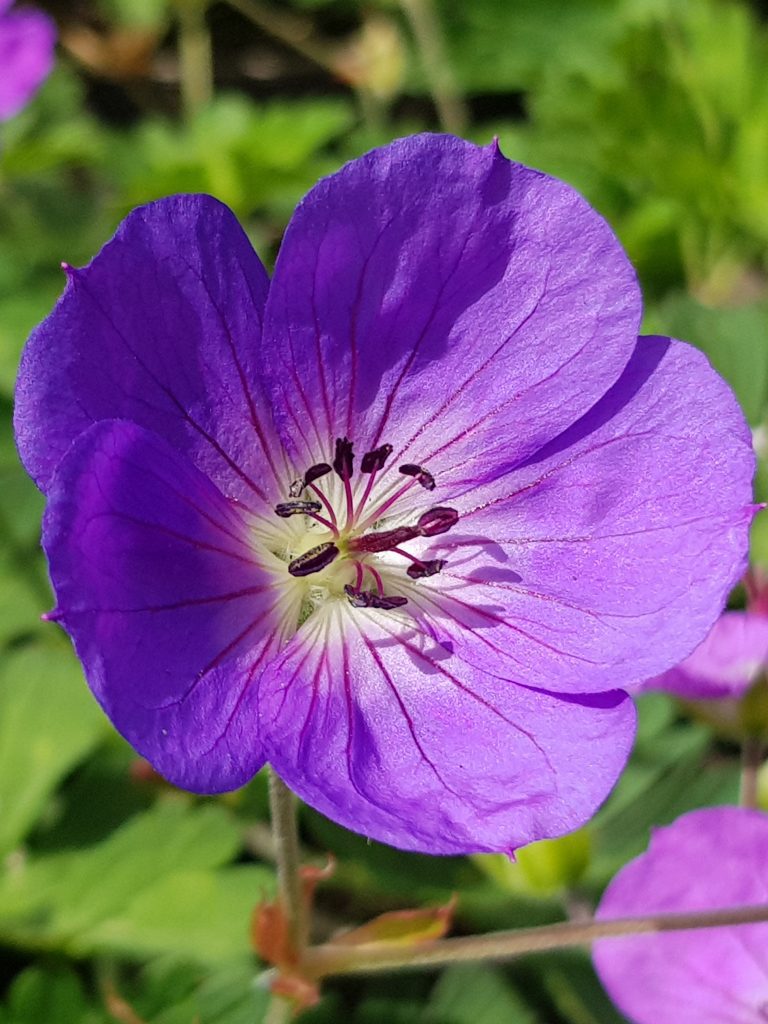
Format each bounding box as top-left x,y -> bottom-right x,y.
642,610 -> 768,700
14,135 -> 755,854
643,571 -> 768,701
0,0 -> 55,121
594,807 -> 768,1024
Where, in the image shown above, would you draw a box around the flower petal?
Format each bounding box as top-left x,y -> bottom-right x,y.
0,8 -> 56,121
15,194 -> 285,508
642,611 -> 768,700
259,604 -> 635,855
594,807 -> 768,1024
410,336 -> 755,694
43,420 -> 294,792
261,134 -> 640,487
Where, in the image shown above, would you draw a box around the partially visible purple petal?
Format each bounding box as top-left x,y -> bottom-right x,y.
43,420 -> 293,792
259,604 -> 635,855
15,195 -> 285,509
641,611 -> 768,700
409,336 -> 755,694
594,807 -> 768,1024
261,134 -> 640,490
0,7 -> 55,121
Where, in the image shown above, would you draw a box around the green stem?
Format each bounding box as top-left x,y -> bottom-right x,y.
263,994 -> 293,1024
225,0 -> 339,77
399,0 -> 467,134
304,902 -> 768,977
740,735 -> 764,809
175,0 -> 213,120
268,766 -> 306,953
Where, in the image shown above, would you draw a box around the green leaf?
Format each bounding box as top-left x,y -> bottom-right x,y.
3,966 -> 103,1024
87,865 -> 275,962
0,800 -> 274,965
534,950 -> 626,1024
645,293 -> 768,424
0,643 -> 106,857
427,964 -> 536,1024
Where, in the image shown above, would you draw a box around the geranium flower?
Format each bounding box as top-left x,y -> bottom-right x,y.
594,807 -> 768,1024
0,0 -> 55,121
641,609 -> 768,700
642,572 -> 768,702
14,135 -> 754,854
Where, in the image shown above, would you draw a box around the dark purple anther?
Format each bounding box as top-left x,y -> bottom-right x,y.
304,462 -> 332,487
361,444 -> 393,474
399,463 -> 436,491
406,559 -> 446,580
288,542 -> 339,577
344,585 -> 408,610
349,525 -> 420,554
417,506 -> 459,537
289,478 -> 304,498
333,437 -> 354,481
275,500 -> 322,518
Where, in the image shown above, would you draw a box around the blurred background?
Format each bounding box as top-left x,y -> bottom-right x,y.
1,0 -> 767,1020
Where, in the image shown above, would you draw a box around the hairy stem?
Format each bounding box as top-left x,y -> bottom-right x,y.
225,0 -> 339,77
304,902 -> 768,977
268,767 -> 306,953
399,0 -> 467,134
740,735 -> 764,809
263,995 -> 293,1024
175,0 -> 213,119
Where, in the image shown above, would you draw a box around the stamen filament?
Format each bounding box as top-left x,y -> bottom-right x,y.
356,478 -> 417,531
307,511 -> 339,536
365,563 -> 385,595
343,475 -> 356,530
355,470 -> 378,524
309,482 -> 338,530
353,560 -> 364,591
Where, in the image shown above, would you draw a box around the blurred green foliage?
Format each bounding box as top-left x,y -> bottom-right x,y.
0,0 -> 766,1020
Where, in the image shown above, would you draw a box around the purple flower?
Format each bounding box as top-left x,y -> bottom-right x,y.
0,0 -> 56,122
594,807 -> 768,1024
14,135 -> 755,854
641,610 -> 768,700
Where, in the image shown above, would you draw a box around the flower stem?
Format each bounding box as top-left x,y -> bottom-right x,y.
740,735 -> 764,809
263,995 -> 293,1024
399,0 -> 467,135
303,902 -> 768,977
175,0 -> 213,120
268,767 -> 306,953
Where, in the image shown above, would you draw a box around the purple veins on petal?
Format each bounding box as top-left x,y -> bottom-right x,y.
41,419 -> 284,792
14,132 -> 758,855
593,807 -> 768,1024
